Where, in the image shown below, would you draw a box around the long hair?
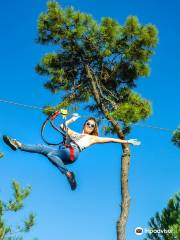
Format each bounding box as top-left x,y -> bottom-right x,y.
83,117 -> 99,136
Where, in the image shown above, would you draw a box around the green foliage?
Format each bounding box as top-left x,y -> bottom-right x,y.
5,181 -> 31,212
144,192 -> 180,240
36,1 -> 158,134
24,214 -> 35,232
172,126 -> 180,148
110,89 -> 152,124
43,102 -> 80,116
0,152 -> 4,159
0,180 -> 35,240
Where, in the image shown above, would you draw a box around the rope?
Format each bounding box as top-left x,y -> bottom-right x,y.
0,98 -> 174,133
132,123 -> 173,133
0,99 -> 43,110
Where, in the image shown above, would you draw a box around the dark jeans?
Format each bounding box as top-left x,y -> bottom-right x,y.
20,143 -> 80,174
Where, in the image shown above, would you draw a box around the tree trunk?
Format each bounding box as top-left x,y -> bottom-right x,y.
85,64 -> 131,240
117,144 -> 130,240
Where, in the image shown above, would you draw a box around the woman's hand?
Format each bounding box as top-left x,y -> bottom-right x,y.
71,113 -> 80,122
127,139 -> 141,146
60,113 -> 80,133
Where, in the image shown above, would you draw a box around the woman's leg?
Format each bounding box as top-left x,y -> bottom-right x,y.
21,144 -> 68,174
3,136 -> 77,190
47,151 -> 69,174
21,143 -> 55,155
20,143 -> 77,190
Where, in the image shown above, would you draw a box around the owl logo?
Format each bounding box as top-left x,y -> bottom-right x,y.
135,227 -> 144,236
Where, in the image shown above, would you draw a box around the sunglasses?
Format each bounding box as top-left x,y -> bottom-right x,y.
86,122 -> 95,128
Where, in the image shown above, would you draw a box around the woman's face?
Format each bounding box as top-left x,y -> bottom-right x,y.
83,119 -> 96,134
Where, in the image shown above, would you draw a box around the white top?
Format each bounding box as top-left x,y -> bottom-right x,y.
67,131 -> 92,151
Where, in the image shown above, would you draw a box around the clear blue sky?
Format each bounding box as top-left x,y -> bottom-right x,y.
0,1 -> 179,240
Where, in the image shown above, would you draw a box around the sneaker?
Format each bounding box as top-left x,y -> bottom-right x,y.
3,135 -> 20,151
66,171 -> 77,191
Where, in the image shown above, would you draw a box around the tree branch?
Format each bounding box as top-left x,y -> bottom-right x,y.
85,64 -> 124,139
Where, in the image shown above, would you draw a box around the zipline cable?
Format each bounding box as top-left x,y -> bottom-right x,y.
132,123 -> 173,133
0,98 -> 174,133
0,99 -> 43,110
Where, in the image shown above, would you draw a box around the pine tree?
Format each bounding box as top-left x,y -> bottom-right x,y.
36,2 -> 158,239
172,127 -> 180,148
0,180 -> 35,240
144,192 -> 180,240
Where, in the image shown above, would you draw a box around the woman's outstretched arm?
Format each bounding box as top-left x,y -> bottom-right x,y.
60,113 -> 80,134
91,136 -> 141,146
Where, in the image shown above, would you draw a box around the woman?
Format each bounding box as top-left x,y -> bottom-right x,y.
3,114 -> 140,190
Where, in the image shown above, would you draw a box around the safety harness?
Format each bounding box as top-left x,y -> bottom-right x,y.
41,110 -> 75,161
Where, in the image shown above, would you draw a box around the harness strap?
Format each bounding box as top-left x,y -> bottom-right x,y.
50,111 -> 60,120
64,144 -> 75,161
41,111 -> 66,146
41,110 -> 76,162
